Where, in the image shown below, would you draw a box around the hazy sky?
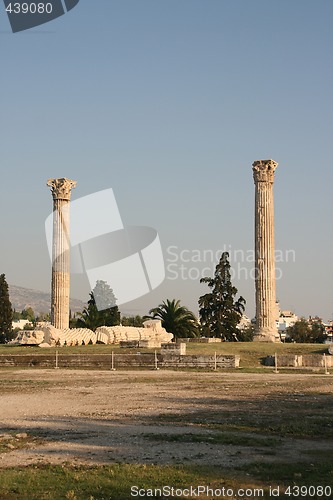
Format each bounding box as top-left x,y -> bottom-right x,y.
1,0 -> 332,320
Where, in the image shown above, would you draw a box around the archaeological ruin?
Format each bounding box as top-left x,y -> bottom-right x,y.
253,159 -> 280,342
12,163 -> 283,346
47,177 -> 77,330
11,178 -> 174,347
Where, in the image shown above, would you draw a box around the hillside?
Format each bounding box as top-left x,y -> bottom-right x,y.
9,284 -> 85,315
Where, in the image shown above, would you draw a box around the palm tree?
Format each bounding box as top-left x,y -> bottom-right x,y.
144,299 -> 199,338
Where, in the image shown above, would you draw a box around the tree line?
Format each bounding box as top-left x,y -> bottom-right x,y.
0,252 -> 329,343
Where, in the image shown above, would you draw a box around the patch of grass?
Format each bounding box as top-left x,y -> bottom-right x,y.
0,379 -> 56,394
0,432 -> 41,454
0,463 -> 258,500
1,460 -> 332,499
265,419 -> 333,439
241,456 -> 333,486
154,416 -> 333,440
142,431 -> 280,447
205,417 -> 333,439
301,449 -> 333,458
153,389 -> 333,439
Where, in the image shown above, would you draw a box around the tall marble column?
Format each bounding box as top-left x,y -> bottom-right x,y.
47,178 -> 77,330
252,160 -> 280,342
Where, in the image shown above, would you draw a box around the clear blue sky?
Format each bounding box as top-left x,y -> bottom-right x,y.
1,0 -> 332,320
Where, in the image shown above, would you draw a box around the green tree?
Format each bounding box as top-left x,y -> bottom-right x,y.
76,281 -> 120,332
0,274 -> 13,343
310,321 -> 327,343
21,307 -> 35,323
121,315 -> 144,327
287,318 -> 327,343
36,311 -> 51,323
198,252 -> 246,341
69,310 -> 78,329
12,309 -> 21,321
22,322 -> 34,331
90,280 -> 116,310
236,323 -> 255,342
144,299 -> 199,338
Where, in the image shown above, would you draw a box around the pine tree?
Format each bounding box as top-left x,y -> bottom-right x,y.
198,252 -> 246,341
92,280 -> 117,311
0,274 -> 13,343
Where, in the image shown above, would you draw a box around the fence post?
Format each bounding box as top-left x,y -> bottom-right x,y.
55,349 -> 59,369
154,350 -> 159,370
324,353 -> 330,375
274,352 -> 279,374
214,351 -> 217,371
111,350 -> 116,371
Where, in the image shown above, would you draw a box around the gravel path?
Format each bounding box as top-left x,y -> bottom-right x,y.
0,369 -> 332,468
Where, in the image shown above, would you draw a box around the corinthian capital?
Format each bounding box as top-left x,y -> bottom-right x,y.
47,178 -> 77,201
252,159 -> 278,183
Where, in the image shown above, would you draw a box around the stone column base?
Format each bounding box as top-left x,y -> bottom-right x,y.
254,328 -> 280,343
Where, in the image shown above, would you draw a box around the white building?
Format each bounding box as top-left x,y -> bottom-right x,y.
12,319 -> 33,330
277,310 -> 298,339
237,315 -> 252,330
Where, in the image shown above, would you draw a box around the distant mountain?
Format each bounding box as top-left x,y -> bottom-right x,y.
9,285 -> 85,314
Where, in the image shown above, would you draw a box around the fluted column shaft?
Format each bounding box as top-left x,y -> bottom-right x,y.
47,178 -> 76,330
253,160 -> 280,342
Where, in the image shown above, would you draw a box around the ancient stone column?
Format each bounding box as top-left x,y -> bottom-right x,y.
253,160 -> 280,342
47,178 -> 77,330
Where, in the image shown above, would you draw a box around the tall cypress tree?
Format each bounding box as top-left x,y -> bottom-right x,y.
76,280 -> 120,331
198,252 -> 246,341
0,274 -> 13,343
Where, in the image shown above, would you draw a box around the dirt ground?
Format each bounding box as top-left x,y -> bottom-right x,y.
0,369 -> 332,468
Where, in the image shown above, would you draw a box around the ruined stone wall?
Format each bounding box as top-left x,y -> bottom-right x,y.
0,353 -> 240,369
11,322 -> 173,347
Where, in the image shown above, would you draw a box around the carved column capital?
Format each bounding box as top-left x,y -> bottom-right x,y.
252,159 -> 278,183
47,178 -> 77,201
